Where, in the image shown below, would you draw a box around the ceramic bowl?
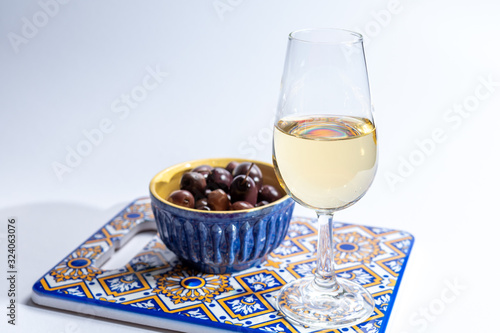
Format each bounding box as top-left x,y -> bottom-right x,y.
149,158 -> 295,274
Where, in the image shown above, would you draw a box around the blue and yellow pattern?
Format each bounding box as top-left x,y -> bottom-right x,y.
153,265 -> 234,304
33,198 -> 414,333
50,245 -> 103,282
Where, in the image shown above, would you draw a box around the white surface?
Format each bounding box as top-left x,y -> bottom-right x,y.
31,288 -> 237,333
1,1 -> 499,332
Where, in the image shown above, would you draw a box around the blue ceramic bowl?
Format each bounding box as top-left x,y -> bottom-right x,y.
150,158 -> 295,274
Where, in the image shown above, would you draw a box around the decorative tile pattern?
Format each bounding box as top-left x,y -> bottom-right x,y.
33,198 -> 414,333
153,265 -> 234,304
50,245 -> 103,282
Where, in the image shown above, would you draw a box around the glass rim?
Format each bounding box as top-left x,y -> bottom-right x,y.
289,28 -> 363,45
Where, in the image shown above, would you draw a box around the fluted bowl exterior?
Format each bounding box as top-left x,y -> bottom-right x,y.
150,194 -> 295,273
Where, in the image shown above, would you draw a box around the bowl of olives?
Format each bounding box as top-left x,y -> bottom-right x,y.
149,158 -> 295,274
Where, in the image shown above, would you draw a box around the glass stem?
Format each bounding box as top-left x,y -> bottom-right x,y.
314,212 -> 340,291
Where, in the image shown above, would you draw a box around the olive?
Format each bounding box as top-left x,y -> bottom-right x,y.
192,165 -> 213,178
225,161 -> 239,174
167,190 -> 194,208
207,167 -> 233,192
255,201 -> 269,207
230,175 -> 258,205
207,189 -> 230,211
231,201 -> 254,210
195,198 -> 208,209
232,162 -> 263,189
199,206 -> 211,211
180,172 -> 206,199
258,185 -> 282,203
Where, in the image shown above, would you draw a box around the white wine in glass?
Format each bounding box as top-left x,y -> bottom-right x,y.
273,29 -> 377,328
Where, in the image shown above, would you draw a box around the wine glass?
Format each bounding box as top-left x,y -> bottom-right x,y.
272,28 -> 377,328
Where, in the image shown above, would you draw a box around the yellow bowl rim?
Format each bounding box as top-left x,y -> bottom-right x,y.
149,157 -> 291,214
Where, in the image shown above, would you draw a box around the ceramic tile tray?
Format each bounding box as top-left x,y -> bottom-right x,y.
32,198 -> 414,333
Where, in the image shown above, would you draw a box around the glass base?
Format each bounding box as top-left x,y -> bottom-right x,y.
277,276 -> 375,329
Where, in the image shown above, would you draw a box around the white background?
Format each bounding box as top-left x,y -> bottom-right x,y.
1,0 -> 499,332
